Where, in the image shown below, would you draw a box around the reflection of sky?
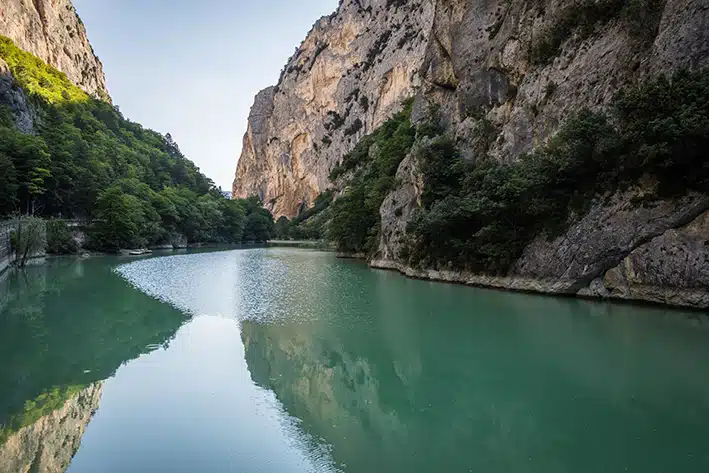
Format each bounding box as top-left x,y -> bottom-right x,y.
72,0 -> 339,190
70,251 -> 340,473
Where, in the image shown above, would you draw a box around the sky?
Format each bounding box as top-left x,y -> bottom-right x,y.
72,0 -> 339,191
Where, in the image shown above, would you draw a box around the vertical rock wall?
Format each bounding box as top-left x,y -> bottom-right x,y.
0,0 -> 110,99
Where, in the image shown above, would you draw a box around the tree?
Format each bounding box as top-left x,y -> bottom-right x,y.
274,216 -> 291,240
11,216 -> 46,267
89,186 -> 146,251
46,219 -> 79,254
0,153 -> 18,215
218,199 -> 246,243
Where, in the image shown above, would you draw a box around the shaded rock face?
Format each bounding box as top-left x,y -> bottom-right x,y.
0,383 -> 103,473
234,0 -> 434,217
595,210 -> 709,307
0,58 -> 35,133
0,0 -> 110,100
375,0 -> 709,308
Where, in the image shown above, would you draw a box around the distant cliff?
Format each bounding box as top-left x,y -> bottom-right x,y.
0,0 -> 109,99
233,0 -> 433,217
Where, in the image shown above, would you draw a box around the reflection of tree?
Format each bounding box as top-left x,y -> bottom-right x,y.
0,257 -> 188,441
0,383 -> 103,473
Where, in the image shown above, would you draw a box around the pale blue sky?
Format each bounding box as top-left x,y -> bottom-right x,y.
73,0 -> 339,191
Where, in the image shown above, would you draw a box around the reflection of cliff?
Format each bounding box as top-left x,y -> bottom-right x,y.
0,258 -> 188,437
242,264 -> 709,472
240,267 -> 428,471
0,383 -> 102,473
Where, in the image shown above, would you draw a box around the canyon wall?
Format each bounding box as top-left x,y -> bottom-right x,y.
234,0 -> 433,217
0,0 -> 109,99
241,0 -> 709,307
373,0 -> 709,308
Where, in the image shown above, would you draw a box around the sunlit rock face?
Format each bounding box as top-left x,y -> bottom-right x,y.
233,0 -> 434,217
0,383 -> 103,473
234,0 -> 708,219
0,0 -> 110,100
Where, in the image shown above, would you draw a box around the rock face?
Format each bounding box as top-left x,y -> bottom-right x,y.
0,383 -> 103,473
0,0 -> 109,99
235,0 -> 709,308
0,58 -> 36,133
234,0 -> 434,217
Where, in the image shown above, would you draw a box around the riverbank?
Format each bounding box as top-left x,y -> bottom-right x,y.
369,258 -> 709,310
0,242 -> 271,278
267,240 -> 335,250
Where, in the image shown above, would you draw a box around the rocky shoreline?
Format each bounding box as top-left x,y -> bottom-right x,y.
368,258 -> 709,311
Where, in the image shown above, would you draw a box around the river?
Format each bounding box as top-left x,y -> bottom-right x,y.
0,248 -> 708,472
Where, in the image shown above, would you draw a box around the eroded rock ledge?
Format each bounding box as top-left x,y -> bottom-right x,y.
371,197 -> 709,309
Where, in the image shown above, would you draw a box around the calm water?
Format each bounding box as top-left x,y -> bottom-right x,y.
1,249 -> 708,473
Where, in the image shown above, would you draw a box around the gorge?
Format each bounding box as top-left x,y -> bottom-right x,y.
233,0 -> 709,309
0,2 -> 708,471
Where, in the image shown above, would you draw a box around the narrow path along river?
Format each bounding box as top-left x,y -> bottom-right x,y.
1,248 -> 709,472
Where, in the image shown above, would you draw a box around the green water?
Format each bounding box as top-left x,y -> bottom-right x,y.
1,249 -> 708,473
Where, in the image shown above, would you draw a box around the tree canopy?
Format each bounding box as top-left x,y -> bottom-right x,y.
0,36 -> 274,250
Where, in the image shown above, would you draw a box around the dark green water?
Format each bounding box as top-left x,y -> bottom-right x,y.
1,249 -> 708,473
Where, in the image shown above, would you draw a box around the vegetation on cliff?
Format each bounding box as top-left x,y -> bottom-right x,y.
404,69 -> 709,273
275,101 -> 415,249
0,36 -> 273,250
274,190 -> 333,240
328,100 -> 415,253
265,70 -> 709,271
529,0 -> 665,65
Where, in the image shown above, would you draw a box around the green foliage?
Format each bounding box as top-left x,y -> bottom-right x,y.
46,219 -> 79,254
0,35 -> 276,249
0,36 -> 88,104
277,190 -> 335,240
407,69 -> 709,274
0,152 -> 18,214
329,100 -> 415,254
242,196 -> 275,242
274,216 -> 292,240
0,127 -> 51,214
88,186 -> 146,250
613,68 -> 709,192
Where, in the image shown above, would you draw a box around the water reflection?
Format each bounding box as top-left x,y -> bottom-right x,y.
241,260 -> 709,473
0,383 -> 102,473
3,249 -> 709,473
0,257 -> 188,472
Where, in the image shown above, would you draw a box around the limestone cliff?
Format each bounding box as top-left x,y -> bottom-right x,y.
0,0 -> 109,99
373,0 -> 709,309
234,0 -> 433,217
235,0 -> 709,308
